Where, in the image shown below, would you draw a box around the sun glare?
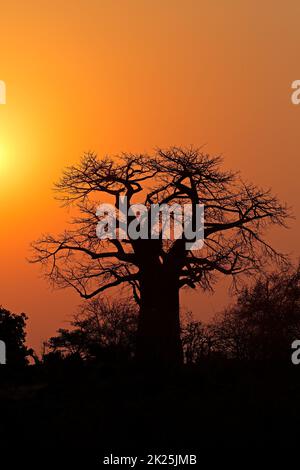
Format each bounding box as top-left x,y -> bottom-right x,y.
0,139 -> 18,191
0,142 -> 10,174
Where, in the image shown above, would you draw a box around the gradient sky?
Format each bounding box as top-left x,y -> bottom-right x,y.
0,0 -> 299,352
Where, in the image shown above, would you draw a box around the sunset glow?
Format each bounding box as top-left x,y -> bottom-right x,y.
0,0 -> 299,352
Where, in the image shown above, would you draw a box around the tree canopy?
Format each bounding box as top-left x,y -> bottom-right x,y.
31,147 -> 290,364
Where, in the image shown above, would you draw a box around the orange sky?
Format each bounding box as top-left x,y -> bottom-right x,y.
0,0 -> 299,352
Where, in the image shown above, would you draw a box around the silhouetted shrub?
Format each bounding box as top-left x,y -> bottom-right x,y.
45,298 -> 138,364
182,265 -> 300,363
0,306 -> 30,367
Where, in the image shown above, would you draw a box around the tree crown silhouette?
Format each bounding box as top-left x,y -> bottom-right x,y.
31,147 -> 290,364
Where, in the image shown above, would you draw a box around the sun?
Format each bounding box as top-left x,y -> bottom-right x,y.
0,139 -> 18,190
0,141 -> 10,173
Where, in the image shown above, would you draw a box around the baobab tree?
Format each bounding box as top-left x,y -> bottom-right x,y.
31,147 -> 290,365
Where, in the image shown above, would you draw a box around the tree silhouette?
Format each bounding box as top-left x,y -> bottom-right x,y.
31,147 -> 290,365
181,312 -> 215,364
46,298 -> 137,362
211,264 -> 300,361
181,264 -> 300,363
0,307 -> 30,366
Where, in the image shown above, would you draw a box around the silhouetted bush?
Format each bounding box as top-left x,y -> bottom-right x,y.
182,265 -> 300,363
45,298 -> 138,364
0,306 -> 31,367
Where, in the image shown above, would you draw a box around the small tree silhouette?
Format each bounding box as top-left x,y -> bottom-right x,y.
181,313 -> 215,364
31,147 -> 290,365
212,264 -> 300,361
181,265 -> 300,363
46,298 -> 137,362
0,307 -> 30,366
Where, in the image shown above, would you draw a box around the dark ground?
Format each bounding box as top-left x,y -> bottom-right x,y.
0,361 -> 299,465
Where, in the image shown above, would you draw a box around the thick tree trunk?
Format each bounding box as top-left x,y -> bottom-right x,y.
136,269 -> 183,367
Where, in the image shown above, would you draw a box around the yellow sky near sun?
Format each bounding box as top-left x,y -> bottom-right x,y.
0,0 -> 300,351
